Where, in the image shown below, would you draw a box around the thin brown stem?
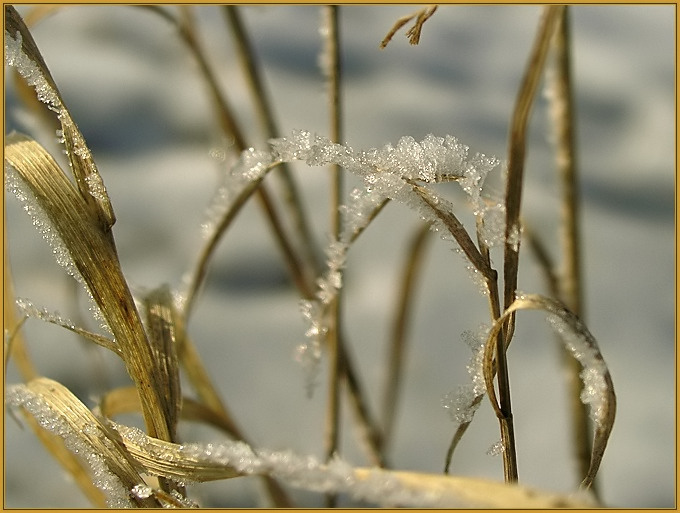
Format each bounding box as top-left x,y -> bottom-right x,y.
222,5 -> 321,283
322,6 -> 343,506
548,6 -> 596,497
498,4 -> 564,483
381,221 -> 431,451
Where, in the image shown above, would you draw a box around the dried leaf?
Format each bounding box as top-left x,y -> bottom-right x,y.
5,6 -> 115,231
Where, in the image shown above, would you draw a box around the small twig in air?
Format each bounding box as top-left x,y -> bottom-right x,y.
380,5 -> 438,48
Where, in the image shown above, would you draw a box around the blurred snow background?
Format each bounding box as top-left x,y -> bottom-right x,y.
4,4 -> 674,508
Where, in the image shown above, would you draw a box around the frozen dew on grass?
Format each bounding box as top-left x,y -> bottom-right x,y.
260,131 -> 505,393
15,297 -> 76,331
84,173 -> 109,202
5,162 -> 111,335
201,147 -> 275,238
4,31 -> 61,111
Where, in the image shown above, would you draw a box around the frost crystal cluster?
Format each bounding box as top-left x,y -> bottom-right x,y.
546,313 -> 609,426
443,325 -> 489,424
201,129 -> 504,394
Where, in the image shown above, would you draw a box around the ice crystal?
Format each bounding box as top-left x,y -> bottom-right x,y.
442,384 -> 482,424
201,147 -> 274,238
5,164 -> 78,280
130,484 -> 153,499
443,326 -> 489,424
486,440 -> 505,457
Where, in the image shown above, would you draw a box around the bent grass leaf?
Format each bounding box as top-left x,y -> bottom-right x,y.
14,297 -> 121,356
5,6 -> 115,231
110,422 -> 595,508
481,293 -> 616,490
6,378 -> 159,508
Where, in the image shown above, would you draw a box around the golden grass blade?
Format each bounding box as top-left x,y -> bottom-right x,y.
351,468 -> 594,508
99,386 -> 242,439
114,423 -> 242,482
4,133 -> 172,443
321,8 -> 344,505
6,378 -> 160,507
111,423 -> 595,507
482,293 -> 616,490
5,6 -> 115,231
141,285 -> 182,442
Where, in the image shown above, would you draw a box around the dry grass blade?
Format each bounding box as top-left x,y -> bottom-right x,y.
4,133 -> 172,443
114,423 -> 242,483
351,468 -> 594,508
413,184 -> 494,281
321,8 -> 344,506
141,285 -> 182,442
13,298 -> 121,356
481,293 -> 616,490
6,378 -> 160,507
5,6 -> 115,231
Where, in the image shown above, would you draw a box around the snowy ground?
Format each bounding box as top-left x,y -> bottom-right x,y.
4,5 -> 675,508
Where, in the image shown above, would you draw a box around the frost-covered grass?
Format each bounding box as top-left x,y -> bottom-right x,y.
3,4 -> 674,508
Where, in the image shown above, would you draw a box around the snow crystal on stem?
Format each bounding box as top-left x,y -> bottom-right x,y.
15,297 -> 76,330
118,424 -> 446,507
546,313 -> 609,426
84,173 -> 108,202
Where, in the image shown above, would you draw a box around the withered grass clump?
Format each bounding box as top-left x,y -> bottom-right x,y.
4,5 -> 616,508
